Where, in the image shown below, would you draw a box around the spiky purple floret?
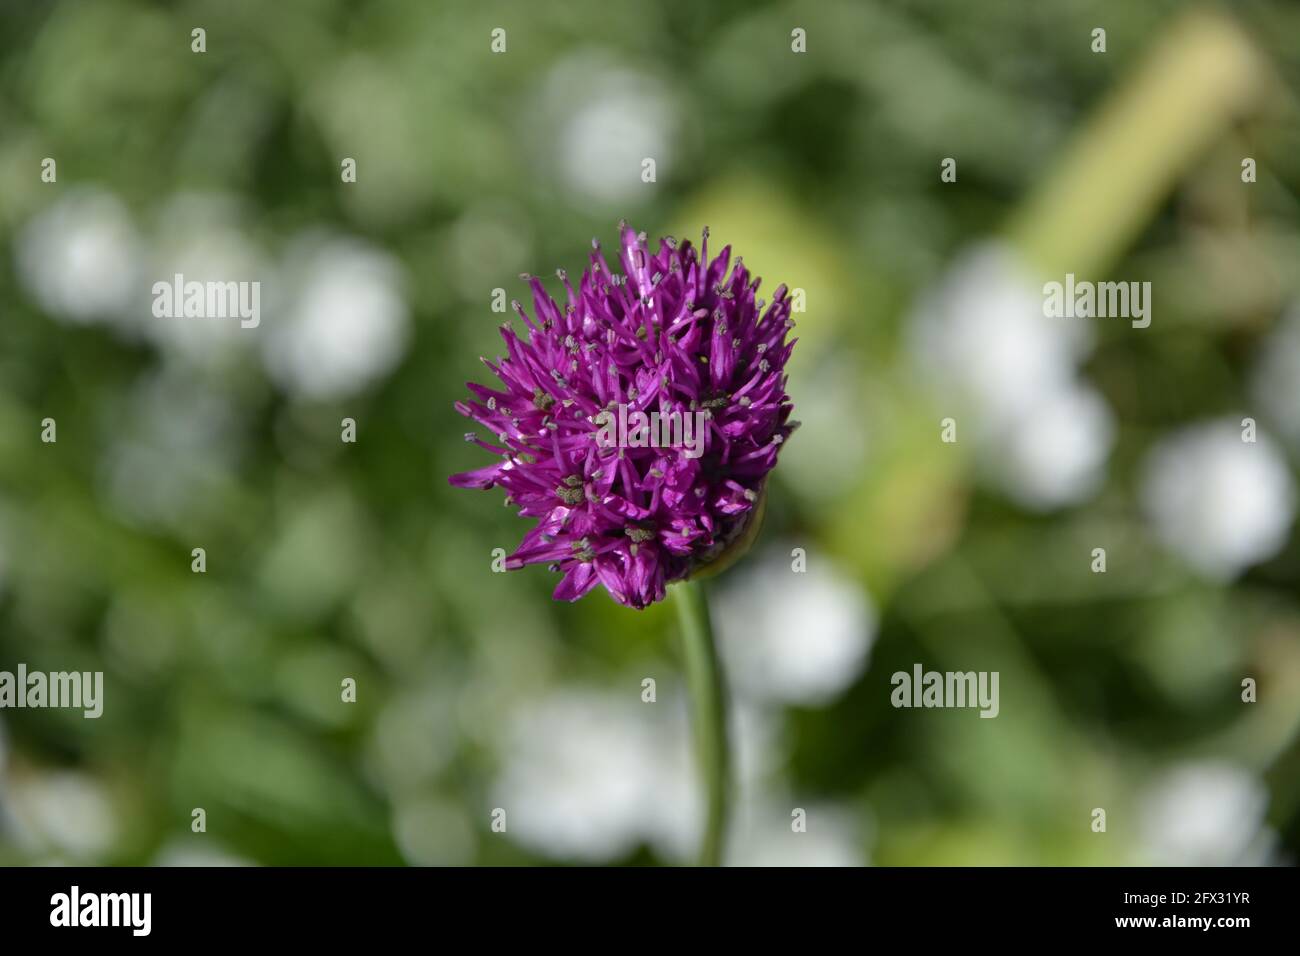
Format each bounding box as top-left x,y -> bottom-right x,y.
450,224 -> 797,609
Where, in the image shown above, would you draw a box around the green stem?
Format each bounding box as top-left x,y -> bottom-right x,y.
672,577 -> 730,866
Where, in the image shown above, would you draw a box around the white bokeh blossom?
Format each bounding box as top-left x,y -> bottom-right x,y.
1138,761 -> 1277,866
538,53 -> 675,207
3,770 -> 118,861
1140,418 -> 1296,579
143,193 -> 268,361
491,687 -> 690,862
491,686 -> 782,864
714,545 -> 876,706
262,233 -> 410,399
726,801 -> 866,867
1251,301 -> 1300,451
15,188 -> 142,326
908,244 -> 1115,510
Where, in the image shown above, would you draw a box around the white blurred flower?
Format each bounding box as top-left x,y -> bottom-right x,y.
540,53 -> 675,206
641,703 -> 781,864
910,244 -> 1090,426
714,546 -> 875,706
262,234 -> 410,399
488,686 -> 681,863
491,685 -> 780,863
4,770 -> 117,860
143,193 -> 268,361
908,244 -> 1114,510
491,688 -> 689,862
1140,418 -> 1296,579
1252,302 -> 1300,450
15,188 -> 142,325
987,379 -> 1115,510
390,796 -> 476,866
153,838 -> 254,867
1138,762 -> 1275,866
727,801 -> 865,867
100,367 -> 241,529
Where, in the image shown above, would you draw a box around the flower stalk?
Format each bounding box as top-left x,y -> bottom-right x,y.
672,577 -> 730,867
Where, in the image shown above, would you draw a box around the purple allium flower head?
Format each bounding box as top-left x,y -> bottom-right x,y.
450,224 -> 797,609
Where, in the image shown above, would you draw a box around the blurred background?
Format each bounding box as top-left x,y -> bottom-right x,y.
1,0 -> 1299,866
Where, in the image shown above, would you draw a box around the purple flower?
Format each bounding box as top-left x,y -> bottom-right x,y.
450,224 -> 797,609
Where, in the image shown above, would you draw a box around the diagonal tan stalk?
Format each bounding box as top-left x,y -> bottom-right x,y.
1005,9 -> 1271,280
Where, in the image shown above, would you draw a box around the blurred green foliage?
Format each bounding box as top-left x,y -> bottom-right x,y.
0,0 -> 1299,866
